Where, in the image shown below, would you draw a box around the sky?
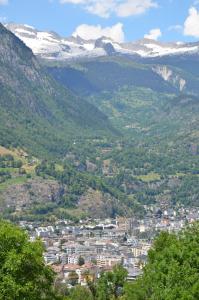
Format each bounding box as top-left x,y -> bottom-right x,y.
0,0 -> 199,42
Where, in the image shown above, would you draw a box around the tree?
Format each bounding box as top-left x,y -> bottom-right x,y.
123,223 -> 199,300
69,286 -> 93,300
96,265 -> 128,300
0,221 -> 59,300
78,256 -> 85,266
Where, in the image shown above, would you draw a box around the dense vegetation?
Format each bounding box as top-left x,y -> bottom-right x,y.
46,57 -> 198,211
123,223 -> 199,300
46,55 -> 199,96
46,58 -> 177,96
0,128 -> 198,220
0,24 -> 115,158
0,146 -> 144,221
0,221 -> 60,300
6,155 -> 143,221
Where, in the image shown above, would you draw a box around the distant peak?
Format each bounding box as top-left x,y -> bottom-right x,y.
5,22 -> 199,60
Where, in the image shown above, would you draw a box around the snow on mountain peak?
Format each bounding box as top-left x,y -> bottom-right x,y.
5,23 -> 199,61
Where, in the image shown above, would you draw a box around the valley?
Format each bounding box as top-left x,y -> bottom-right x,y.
0,22 -> 198,223
1,0 -> 199,297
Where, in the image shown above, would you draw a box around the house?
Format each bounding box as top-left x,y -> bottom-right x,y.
36,226 -> 54,237
67,254 -> 79,265
63,263 -> 98,286
97,255 -> 121,267
62,243 -> 79,255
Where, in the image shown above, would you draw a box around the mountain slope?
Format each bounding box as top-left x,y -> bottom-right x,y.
46,57 -> 178,96
0,23 -> 115,157
46,56 -> 199,96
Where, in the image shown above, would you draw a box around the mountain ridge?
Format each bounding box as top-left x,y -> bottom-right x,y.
5,23 -> 199,61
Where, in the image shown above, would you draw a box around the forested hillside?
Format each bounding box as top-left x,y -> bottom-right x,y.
45,56 -> 199,212
0,24 -> 115,158
0,24 -> 198,219
46,56 -> 199,96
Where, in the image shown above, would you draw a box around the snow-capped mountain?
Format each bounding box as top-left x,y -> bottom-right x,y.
5,23 -> 116,60
5,23 -> 199,61
122,39 -> 199,58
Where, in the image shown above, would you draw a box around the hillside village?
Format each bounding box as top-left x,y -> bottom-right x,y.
20,205 -> 199,287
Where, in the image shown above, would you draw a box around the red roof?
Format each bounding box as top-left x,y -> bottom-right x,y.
63,264 -> 80,271
51,264 -> 63,273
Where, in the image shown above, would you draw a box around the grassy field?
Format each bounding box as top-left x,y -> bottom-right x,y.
0,167 -> 17,173
136,172 -> 161,182
0,176 -> 28,192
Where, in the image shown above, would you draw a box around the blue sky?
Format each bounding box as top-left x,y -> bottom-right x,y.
1,0 -> 199,42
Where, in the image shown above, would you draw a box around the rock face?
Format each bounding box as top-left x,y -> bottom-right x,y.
153,65 -> 173,81
152,65 -> 186,91
86,160 -> 97,172
0,181 -> 128,218
1,179 -> 62,212
78,188 -> 125,219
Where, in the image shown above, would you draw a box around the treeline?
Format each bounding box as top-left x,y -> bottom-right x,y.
0,154 -> 23,184
0,154 -> 22,168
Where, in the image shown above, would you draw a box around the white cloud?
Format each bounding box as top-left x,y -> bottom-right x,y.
72,23 -> 125,42
115,0 -> 158,17
168,25 -> 183,32
60,0 -> 157,18
86,1 -> 115,18
0,0 -> 8,4
184,7 -> 199,38
144,28 -> 162,40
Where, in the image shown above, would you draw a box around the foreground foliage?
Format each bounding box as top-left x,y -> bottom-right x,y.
65,224 -> 199,300
0,221 -> 60,300
123,223 -> 199,300
65,265 -> 128,300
